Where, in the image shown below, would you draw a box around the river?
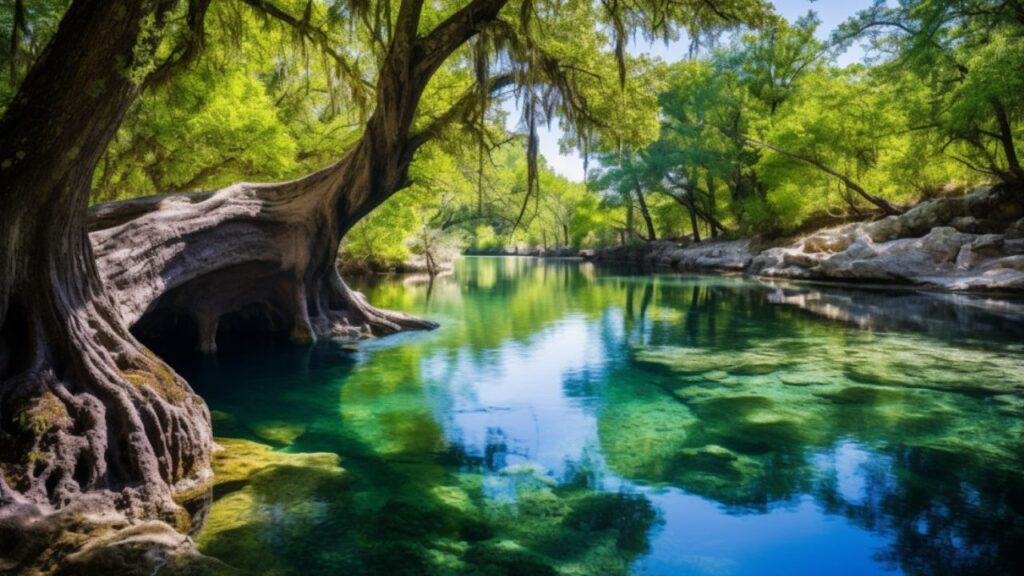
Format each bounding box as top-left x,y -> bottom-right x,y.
166,256 -> 1024,575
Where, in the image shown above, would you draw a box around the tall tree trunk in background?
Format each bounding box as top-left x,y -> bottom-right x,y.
626,199 -> 636,241
635,187 -> 657,241
0,0 -> 212,520
992,98 -> 1024,182
705,173 -> 719,239
689,199 -> 703,243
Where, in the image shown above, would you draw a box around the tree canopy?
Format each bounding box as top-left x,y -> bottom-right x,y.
3,0 -> 1021,259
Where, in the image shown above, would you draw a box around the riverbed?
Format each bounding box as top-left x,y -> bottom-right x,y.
167,256 -> 1024,575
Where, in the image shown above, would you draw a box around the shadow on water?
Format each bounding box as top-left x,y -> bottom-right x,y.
158,257 -> 1024,575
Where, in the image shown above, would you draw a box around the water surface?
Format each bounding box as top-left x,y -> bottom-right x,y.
172,257 -> 1024,575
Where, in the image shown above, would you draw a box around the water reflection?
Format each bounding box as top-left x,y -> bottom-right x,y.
172,257 -> 1024,575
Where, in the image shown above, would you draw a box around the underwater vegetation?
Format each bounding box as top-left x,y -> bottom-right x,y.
168,258 -> 1024,575
195,436 -> 658,575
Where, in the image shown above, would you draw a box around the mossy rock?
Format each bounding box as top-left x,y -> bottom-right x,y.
464,540 -> 558,576
816,385 -> 906,406
251,420 -> 307,447
561,493 -> 656,554
211,438 -> 342,486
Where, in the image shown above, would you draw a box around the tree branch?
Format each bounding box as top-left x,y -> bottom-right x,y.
408,72 -> 516,150
745,136 -> 902,215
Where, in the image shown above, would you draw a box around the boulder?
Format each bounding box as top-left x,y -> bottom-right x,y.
955,234 -> 1005,270
1005,239 -> 1024,255
616,184 -> 1024,293
667,240 -> 754,271
991,255 -> 1024,272
748,249 -> 784,276
898,196 -> 968,236
669,249 -> 690,264
816,235 -> 950,281
843,238 -> 880,260
1006,218 -> 1024,240
965,185 -> 1024,221
864,216 -> 904,242
802,225 -> 862,253
783,249 -> 825,269
919,226 -> 968,263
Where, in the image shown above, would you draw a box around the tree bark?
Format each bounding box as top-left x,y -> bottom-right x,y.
87,0 -> 505,353
89,159 -> 437,355
0,0 -> 213,520
634,187 -> 658,241
705,173 -> 719,239
686,194 -> 703,243
992,98 -> 1024,182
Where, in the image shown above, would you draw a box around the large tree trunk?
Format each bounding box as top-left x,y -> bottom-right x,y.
88,154 -> 436,356
0,0 -> 212,522
1,0 -> 505,541
87,0 -> 476,352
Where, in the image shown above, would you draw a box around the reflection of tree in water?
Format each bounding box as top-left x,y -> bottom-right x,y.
593,275 -> 1024,575
176,330 -> 659,575
816,446 -> 1024,575
346,259 -> 1024,574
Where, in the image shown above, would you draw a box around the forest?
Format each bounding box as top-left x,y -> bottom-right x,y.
1,0 -> 1023,575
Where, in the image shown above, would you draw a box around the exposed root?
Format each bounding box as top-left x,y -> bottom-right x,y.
0,498 -> 226,576
322,270 -> 438,337
0,287 -> 212,515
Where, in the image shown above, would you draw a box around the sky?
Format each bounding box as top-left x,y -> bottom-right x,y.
514,0 -> 880,182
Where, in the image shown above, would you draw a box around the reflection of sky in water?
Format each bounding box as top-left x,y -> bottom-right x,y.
639,491 -> 896,576
179,257 -> 1024,576
418,303 -> 907,575
422,315 -> 615,496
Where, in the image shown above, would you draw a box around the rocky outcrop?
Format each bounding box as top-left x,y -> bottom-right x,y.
594,238 -> 759,272
595,185 -> 1024,293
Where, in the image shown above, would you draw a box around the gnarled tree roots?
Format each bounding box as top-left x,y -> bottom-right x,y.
2,169 -> 435,572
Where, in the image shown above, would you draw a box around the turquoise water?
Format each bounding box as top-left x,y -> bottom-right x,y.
170,257 -> 1024,575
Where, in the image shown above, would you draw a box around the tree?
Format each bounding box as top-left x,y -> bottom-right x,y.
0,0 -> 215,523
0,0 -> 772,536
730,12 -> 824,116
836,0 -> 1024,182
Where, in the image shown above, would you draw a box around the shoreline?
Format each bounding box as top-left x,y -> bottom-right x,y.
501,185 -> 1024,297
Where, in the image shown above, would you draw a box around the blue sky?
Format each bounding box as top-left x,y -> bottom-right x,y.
520,0 -> 880,182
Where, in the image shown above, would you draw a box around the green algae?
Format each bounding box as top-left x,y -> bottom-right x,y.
605,323 -> 1024,513
197,437 -> 659,575
164,258 -> 1024,576
196,378 -> 658,576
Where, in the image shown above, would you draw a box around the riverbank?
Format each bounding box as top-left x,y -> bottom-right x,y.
589,184 -> 1024,294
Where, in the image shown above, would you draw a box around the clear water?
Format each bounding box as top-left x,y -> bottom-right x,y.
169,256 -> 1024,576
